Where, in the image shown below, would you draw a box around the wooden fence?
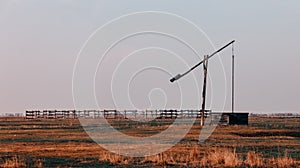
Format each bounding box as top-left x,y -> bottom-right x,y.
25,110 -> 248,125
25,109 -> 211,120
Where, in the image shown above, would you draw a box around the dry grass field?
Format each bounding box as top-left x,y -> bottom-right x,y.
0,116 -> 299,167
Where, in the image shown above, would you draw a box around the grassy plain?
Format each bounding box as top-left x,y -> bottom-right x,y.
0,116 -> 299,167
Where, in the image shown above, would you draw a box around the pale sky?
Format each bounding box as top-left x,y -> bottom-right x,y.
0,0 -> 299,114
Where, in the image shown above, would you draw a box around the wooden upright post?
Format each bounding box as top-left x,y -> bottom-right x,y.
201,55 -> 208,126
232,43 -> 235,113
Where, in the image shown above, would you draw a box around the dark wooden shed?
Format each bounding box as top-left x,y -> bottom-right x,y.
227,113 -> 249,125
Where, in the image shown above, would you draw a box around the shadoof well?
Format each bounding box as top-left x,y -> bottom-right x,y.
170,40 -> 248,126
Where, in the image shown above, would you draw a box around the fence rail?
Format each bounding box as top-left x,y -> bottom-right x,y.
25,110 -> 211,120
25,110 -> 248,125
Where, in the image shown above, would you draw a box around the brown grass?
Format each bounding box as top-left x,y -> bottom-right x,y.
95,144 -> 300,167
96,147 -> 298,167
245,151 -> 264,167
0,146 -> 298,167
271,156 -> 296,168
143,147 -> 243,167
268,151 -> 298,168
0,116 -> 299,167
0,156 -> 43,168
99,151 -> 132,165
0,156 -> 26,168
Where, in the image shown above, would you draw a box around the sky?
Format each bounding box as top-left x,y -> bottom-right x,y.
0,0 -> 299,114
